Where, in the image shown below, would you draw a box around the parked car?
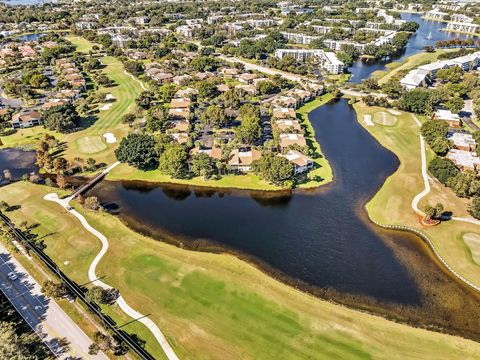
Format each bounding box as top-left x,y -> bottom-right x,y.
7,272 -> 17,281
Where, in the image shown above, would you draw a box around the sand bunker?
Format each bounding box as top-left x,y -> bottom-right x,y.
99,103 -> 112,111
103,132 -> 117,144
388,109 -> 402,116
105,93 -> 116,101
364,114 -> 374,126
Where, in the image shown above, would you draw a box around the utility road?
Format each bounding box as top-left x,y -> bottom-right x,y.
0,242 -> 107,360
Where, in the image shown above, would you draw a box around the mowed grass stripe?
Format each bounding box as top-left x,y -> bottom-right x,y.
92,57 -> 144,131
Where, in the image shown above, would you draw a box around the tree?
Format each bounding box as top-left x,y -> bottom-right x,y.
88,331 -> 114,355
0,322 -> 50,359
146,106 -> 167,133
56,174 -> 68,189
424,203 -> 444,220
469,196 -> 480,219
437,65 -> 464,84
428,157 -> 459,185
190,56 -> 220,72
399,89 -> 432,114
256,81 -> 280,95
159,145 -> 188,178
156,83 -> 177,103
53,157 -> 68,174
135,91 -> 155,109
86,286 -> 118,305
123,60 -> 144,76
41,280 -> 69,299
84,196 -> 101,211
42,103 -> 80,133
115,134 -> 159,170
381,78 -> 404,98
122,113 -> 136,125
444,97 -> 464,114
429,137 -> 450,156
252,152 -> 294,186
200,105 -> 227,127
190,153 -> 217,179
197,81 -> 219,99
446,172 -> 480,198
420,120 -> 449,145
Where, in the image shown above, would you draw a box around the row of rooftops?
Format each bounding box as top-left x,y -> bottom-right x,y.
400,51 -> 480,89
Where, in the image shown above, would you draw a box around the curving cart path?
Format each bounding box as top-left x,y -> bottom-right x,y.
410,114 -> 480,225
44,170 -> 179,360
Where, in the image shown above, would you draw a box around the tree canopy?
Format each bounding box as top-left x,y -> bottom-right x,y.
115,133 -> 159,170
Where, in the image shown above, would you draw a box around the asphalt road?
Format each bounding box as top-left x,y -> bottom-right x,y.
0,243 -> 108,360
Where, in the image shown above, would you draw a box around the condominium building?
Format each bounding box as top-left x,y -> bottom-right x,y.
424,10 -> 448,21
274,49 -> 344,74
446,21 -> 480,34
281,32 -> 321,45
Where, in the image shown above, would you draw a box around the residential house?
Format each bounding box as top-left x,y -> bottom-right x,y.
11,110 -> 41,129
434,109 -> 462,127
279,133 -> 306,149
228,148 -> 262,172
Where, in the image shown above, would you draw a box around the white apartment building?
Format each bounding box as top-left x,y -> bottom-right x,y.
281,32 -> 321,45
446,21 -> 479,34
311,25 -> 352,34
274,49 -> 344,74
424,10 -> 448,21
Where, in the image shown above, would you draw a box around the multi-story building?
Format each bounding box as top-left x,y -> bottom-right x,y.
274,49 -> 344,74
281,32 -> 321,45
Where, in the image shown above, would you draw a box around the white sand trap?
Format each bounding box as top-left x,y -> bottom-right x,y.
105,93 -> 116,101
388,109 -> 402,115
99,103 -> 112,111
364,114 -> 374,126
103,132 -> 117,143
464,233 -> 480,265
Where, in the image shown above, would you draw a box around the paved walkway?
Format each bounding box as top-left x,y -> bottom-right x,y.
411,114 -> 480,226
44,188 -> 179,360
0,242 -> 107,360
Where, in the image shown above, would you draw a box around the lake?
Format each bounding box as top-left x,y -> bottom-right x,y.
348,13 -> 478,83
90,99 -> 480,340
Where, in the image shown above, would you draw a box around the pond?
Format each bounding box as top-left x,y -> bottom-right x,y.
348,13 -> 478,83
0,148 -> 38,184
90,99 -> 480,340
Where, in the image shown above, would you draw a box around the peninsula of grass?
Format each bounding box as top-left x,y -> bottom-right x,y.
354,102 -> 480,291
108,94 -> 334,191
3,181 -> 480,360
374,50 -> 448,85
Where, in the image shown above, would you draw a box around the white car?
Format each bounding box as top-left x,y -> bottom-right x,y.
7,272 -> 17,281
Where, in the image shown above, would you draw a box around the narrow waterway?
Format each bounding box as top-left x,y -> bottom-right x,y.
348,13 -> 478,83
90,99 -> 480,340
0,149 -> 38,184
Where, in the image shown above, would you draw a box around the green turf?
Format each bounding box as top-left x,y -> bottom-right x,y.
75,135 -> 107,154
3,182 -> 480,360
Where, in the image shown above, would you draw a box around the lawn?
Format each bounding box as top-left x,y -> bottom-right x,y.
66,36 -> 95,53
376,50 -> 448,85
1,53 -> 145,165
2,182 -> 480,360
108,94 -> 334,191
354,102 -> 480,291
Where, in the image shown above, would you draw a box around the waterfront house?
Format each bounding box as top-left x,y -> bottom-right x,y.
228,148 -> 262,172
11,110 -> 41,129
279,133 -> 307,150
273,119 -> 303,132
272,107 -> 296,119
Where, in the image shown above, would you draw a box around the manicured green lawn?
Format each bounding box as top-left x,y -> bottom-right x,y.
66,36 -> 95,53
3,182 -> 480,360
1,52 -> 145,165
376,50 -> 448,85
355,102 -> 480,291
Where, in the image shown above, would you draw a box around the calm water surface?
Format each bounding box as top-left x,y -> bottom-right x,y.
0,148 -> 38,183
348,13 -> 478,83
90,99 -> 480,339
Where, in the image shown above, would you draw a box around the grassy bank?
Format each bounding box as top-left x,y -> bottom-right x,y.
374,50 -> 447,85
354,102 -> 480,291
108,94 -> 334,191
2,182 -> 480,359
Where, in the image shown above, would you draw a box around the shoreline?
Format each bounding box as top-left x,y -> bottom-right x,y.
106,94 -> 334,192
